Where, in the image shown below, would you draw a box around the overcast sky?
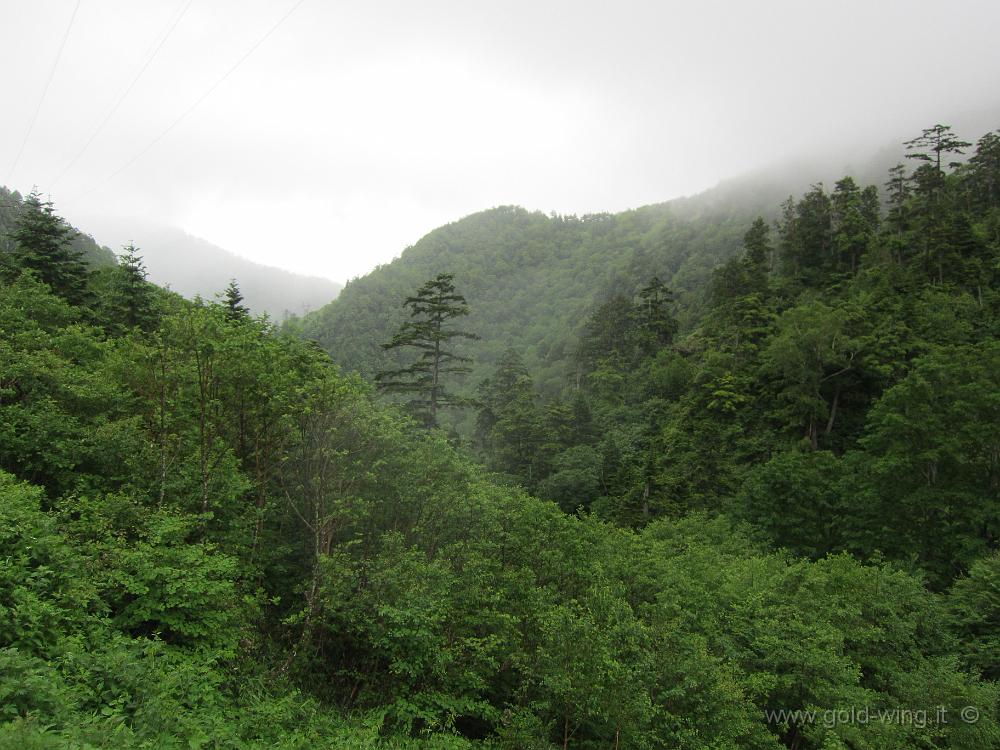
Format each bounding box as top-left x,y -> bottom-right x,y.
3,0 -> 999,283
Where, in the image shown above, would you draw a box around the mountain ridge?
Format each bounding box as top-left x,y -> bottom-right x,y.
291,128 -> 982,395
291,163 -> 805,394
71,217 -> 342,320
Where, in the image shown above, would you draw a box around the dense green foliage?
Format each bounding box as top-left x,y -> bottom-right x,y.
0,187 -> 116,271
455,126 -> 1000,585
291,198 -> 759,399
3,124 -> 1000,748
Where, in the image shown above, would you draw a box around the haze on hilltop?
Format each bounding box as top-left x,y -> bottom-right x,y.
2,0 -> 999,283
81,215 -> 342,320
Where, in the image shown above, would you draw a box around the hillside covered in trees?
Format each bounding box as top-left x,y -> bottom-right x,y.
462,124 -> 1000,581
0,189 -> 341,319
1,187 -> 116,270
1,122 -> 1000,750
291,196 -> 755,397
289,136 -> 908,397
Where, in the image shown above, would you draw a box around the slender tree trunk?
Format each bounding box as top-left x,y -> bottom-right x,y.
237,388 -> 247,460
196,347 -> 210,513
251,436 -> 264,566
825,384 -> 841,437
429,307 -> 442,425
158,346 -> 168,506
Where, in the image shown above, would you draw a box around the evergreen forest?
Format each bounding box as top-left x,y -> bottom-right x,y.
1,123 -> 1000,749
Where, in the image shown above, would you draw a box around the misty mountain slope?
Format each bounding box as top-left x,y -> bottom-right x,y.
293,135 -> 942,396
294,117 -> 984,398
1,187 -> 116,268
82,219 -> 342,320
293,196 -> 761,395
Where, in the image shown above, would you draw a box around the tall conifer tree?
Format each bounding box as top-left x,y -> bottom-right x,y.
376,273 -> 477,426
8,190 -> 89,304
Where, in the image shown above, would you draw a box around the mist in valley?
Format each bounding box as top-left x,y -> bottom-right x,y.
2,0 -> 998,285
3,3 -> 1000,749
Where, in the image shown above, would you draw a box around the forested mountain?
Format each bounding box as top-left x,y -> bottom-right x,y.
1,187 -> 115,269
291,139 -> 910,396
461,123 -> 1000,584
293,198 -> 752,395
79,218 -> 342,319
2,123 -> 1000,749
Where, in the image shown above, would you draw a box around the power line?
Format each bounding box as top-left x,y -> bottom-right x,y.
67,0 -> 309,203
50,0 -> 196,189
6,0 -> 83,184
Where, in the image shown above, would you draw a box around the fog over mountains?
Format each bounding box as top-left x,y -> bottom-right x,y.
82,217 -> 342,319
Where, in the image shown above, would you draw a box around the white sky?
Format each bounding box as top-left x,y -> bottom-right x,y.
2,0 -> 999,283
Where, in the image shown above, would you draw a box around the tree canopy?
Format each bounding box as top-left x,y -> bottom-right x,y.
2,122 -> 1000,748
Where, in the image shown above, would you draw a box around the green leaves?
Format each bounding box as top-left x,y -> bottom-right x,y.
761,298 -> 858,450
857,342 -> 1000,584
532,582 -> 654,748
731,449 -> 852,559
0,473 -> 92,657
950,552 -> 1000,680
101,510 -> 241,649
